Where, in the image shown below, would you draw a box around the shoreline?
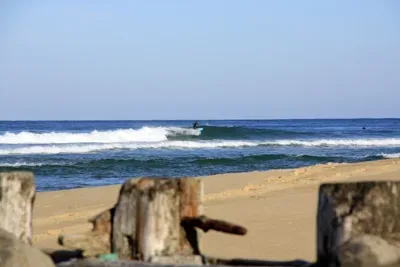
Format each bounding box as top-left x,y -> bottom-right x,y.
34,156 -> 391,194
32,158 -> 400,261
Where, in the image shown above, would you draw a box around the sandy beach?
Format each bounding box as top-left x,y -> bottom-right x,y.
32,158 -> 400,262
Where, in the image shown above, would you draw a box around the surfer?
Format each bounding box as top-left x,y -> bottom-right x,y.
192,121 -> 199,129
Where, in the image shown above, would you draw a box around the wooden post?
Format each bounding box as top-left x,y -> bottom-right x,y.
0,171 -> 35,244
317,181 -> 400,267
111,177 -> 205,261
112,178 -> 202,262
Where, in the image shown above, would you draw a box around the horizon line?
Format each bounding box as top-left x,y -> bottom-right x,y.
0,117 -> 399,122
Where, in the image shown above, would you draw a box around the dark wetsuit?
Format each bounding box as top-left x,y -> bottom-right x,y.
193,121 -> 199,129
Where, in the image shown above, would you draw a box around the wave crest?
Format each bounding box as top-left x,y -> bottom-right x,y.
0,127 -> 201,144
380,153 -> 400,159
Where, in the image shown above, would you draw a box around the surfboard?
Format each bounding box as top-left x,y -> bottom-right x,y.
188,126 -> 203,131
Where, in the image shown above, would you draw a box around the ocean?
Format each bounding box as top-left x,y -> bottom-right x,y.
1,119 -> 399,192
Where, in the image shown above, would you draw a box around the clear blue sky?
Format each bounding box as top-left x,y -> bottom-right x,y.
1,1 -> 399,120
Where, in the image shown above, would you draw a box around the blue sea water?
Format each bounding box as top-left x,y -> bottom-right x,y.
1,119 -> 400,192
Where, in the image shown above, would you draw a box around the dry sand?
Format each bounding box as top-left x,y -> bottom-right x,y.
32,158 -> 400,262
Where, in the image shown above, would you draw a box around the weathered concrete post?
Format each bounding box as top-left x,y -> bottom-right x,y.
317,181 -> 400,267
0,171 -> 35,244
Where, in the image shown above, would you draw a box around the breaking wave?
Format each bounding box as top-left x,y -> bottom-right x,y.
0,127 -> 201,144
380,153 -> 400,159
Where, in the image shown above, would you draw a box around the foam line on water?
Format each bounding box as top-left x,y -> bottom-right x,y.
0,161 -> 70,167
1,138 -> 400,155
271,138 -> 400,147
0,141 -> 256,155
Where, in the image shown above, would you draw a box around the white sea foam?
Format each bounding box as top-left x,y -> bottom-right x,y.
0,161 -> 69,167
1,137 -> 400,155
270,138 -> 400,147
380,153 -> 400,159
1,133 -> 400,155
0,127 -> 201,145
0,141 -> 256,155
